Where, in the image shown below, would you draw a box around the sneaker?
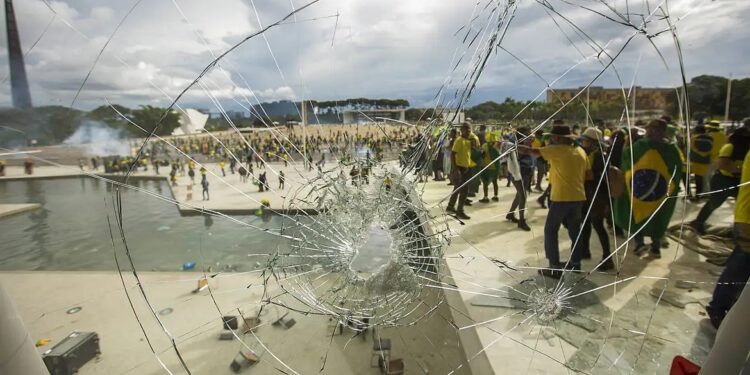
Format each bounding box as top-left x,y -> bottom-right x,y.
646,251 -> 662,259
456,211 -> 471,220
463,201 -> 473,207
505,213 -> 518,223
704,305 -> 722,330
465,198 -> 473,203
538,268 -> 563,279
518,221 -> 531,231
563,263 -> 581,272
598,260 -> 615,271
446,206 -> 456,213
479,197 -> 490,203
491,196 -> 499,202
689,220 -> 706,235
536,196 -> 547,209
634,244 -> 650,256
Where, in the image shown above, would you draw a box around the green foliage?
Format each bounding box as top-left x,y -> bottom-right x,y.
677,75 -> 750,121
130,105 -> 181,136
0,106 -> 85,146
405,108 -> 435,121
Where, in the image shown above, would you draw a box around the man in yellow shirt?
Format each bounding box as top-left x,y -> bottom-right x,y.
690,128 -> 749,234
706,147 -> 750,328
528,122 -> 591,277
447,123 -> 476,220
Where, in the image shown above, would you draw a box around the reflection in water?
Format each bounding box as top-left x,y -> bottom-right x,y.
0,177 -> 301,271
24,180 -> 50,270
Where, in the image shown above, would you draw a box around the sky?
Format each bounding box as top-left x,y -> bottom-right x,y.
0,0 -> 748,111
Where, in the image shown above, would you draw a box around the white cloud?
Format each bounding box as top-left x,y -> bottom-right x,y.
0,0 -> 746,110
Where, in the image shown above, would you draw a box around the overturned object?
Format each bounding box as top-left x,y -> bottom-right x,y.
229,350 -> 259,373
271,312 -> 296,329
42,331 -> 100,375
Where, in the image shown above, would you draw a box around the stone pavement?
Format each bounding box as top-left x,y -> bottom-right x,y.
0,161 -> 738,374
417,175 -> 733,374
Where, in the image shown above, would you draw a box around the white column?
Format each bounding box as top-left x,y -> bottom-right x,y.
0,281 -> 49,375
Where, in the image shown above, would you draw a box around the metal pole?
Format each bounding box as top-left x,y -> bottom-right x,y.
0,281 -> 49,375
724,74 -> 732,122
301,99 -> 307,169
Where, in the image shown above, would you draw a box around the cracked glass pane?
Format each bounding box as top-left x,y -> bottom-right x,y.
0,0 -> 748,374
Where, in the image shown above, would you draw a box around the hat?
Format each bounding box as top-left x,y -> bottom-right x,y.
580,127 -> 603,142
486,132 -> 499,143
549,124 -> 576,138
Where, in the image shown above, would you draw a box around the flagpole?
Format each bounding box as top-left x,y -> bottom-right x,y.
724,74 -> 732,122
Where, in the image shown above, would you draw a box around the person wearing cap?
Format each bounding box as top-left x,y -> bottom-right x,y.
613,119 -> 682,259
578,127 -> 615,271
690,128 -> 750,234
447,123 -> 476,220
527,121 -> 591,277
706,147 -> 750,329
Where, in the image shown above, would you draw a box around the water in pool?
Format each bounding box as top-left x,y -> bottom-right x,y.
0,177 -> 301,272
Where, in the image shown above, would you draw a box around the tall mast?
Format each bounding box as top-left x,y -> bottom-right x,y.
5,0 -> 32,108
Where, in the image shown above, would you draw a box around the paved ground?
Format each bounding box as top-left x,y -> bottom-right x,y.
418,176 -> 732,374
0,203 -> 41,218
0,161 -> 737,374
1,161 -> 335,214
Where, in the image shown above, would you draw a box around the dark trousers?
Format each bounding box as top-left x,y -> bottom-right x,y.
509,179 -> 527,221
693,174 -> 704,196
447,167 -> 469,212
544,201 -> 584,266
535,160 -> 547,188
696,173 -> 740,224
708,227 -> 750,323
579,215 -> 610,259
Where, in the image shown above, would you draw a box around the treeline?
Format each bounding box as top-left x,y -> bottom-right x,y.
460,75 -> 749,123
0,105 -> 182,147
675,75 -> 750,122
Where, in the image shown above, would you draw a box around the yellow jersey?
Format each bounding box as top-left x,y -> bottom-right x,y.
736,151 -> 750,225
539,144 -> 590,202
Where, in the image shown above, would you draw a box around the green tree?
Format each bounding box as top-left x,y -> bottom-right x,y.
130,106 -> 180,136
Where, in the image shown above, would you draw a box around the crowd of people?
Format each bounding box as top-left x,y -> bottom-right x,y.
436,117 -> 750,329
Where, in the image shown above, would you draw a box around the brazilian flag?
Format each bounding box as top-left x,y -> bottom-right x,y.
614,140 -> 683,239
480,142 -> 500,182
689,134 -> 713,176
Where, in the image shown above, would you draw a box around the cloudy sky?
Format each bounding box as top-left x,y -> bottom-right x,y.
0,0 -> 748,111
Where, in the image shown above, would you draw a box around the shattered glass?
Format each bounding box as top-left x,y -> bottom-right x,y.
1,0 -> 746,374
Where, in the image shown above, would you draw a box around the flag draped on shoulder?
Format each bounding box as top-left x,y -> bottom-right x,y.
614,139 -> 683,239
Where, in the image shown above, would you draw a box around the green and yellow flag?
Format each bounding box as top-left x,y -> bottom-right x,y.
614,139 -> 683,239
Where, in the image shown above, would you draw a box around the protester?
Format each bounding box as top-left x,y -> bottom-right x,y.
447,123 -> 475,220
705,148 -> 750,329
613,119 -> 682,259
532,130 -> 547,192
201,176 -> 210,200
505,128 -> 532,231
688,125 -> 712,198
278,170 -> 286,189
528,121 -> 590,277
690,127 -> 749,234
578,127 -> 614,271
479,132 -> 500,203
